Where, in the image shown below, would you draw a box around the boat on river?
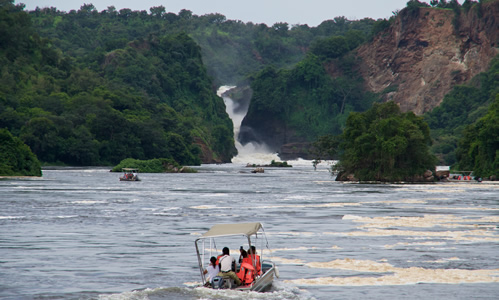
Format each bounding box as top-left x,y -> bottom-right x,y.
194,222 -> 278,292
119,168 -> 140,181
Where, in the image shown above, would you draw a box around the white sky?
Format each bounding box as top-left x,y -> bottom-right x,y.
15,0 -> 440,27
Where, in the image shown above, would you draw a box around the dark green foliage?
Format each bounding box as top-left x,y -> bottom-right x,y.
371,19 -> 392,37
111,157 -> 197,173
0,128 -> 42,176
310,36 -> 350,60
337,102 -> 437,182
312,134 -> 342,160
455,96 -> 499,178
269,160 -> 292,167
246,52 -> 377,141
0,1 -> 235,166
425,55 -> 499,165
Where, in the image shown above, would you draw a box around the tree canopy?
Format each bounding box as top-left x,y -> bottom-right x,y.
337,102 -> 437,182
424,55 -> 499,166
455,96 -> 499,178
0,128 -> 41,176
0,0 -> 235,166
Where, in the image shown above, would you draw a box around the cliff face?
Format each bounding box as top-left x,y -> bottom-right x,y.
357,3 -> 499,114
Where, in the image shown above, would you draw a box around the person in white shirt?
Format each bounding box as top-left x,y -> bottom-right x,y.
204,256 -> 220,284
217,247 -> 241,285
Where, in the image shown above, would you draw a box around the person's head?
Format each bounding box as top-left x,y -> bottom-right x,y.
222,247 -> 230,255
240,249 -> 248,258
210,256 -> 217,265
251,246 -> 257,254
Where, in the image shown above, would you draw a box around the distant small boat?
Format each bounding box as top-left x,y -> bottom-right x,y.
119,168 -> 140,181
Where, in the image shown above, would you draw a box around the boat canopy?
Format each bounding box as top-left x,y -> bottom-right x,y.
201,222 -> 262,238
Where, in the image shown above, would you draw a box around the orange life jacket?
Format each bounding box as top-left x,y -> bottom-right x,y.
237,259 -> 256,285
250,254 -> 261,275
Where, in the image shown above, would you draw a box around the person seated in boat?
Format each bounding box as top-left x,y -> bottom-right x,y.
238,246 -> 245,263
248,246 -> 261,275
203,256 -> 219,285
237,250 -> 256,285
217,247 -> 241,285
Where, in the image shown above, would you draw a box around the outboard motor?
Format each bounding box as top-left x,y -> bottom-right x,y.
211,276 -> 224,289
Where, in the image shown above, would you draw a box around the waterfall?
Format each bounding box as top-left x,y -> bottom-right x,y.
217,86 -> 280,165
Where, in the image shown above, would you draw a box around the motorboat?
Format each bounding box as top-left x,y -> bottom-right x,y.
119,168 -> 140,181
194,222 -> 278,292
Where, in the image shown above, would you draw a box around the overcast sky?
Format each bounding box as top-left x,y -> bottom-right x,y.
16,0 -> 442,27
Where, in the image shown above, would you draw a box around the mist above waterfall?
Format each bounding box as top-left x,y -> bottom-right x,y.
218,86 -> 280,165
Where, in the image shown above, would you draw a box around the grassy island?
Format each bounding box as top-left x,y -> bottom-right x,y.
111,158 -> 197,173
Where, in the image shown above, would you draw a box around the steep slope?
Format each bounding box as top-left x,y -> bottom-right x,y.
357,3 -> 499,115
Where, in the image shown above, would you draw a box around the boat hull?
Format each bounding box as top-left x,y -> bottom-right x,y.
209,261 -> 275,292
119,177 -> 140,181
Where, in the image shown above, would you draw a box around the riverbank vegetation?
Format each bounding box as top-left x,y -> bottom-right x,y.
111,158 -> 197,173
0,1 -> 235,167
335,102 -> 437,182
455,96 -> 499,178
424,56 -> 499,169
2,0 -> 497,180
0,129 -> 42,176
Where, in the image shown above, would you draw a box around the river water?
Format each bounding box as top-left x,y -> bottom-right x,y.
1,163 -> 498,300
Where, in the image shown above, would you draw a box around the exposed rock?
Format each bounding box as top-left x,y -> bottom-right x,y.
239,112 -> 305,152
221,85 -> 252,115
251,167 -> 264,173
356,4 -> 499,115
335,170 -> 358,182
239,4 -> 499,156
279,142 -> 314,160
193,136 -> 224,164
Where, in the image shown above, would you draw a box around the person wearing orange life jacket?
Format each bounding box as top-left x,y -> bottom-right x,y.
248,246 -> 261,275
237,250 -> 256,285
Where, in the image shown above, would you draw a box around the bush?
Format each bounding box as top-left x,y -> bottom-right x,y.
0,128 -> 42,176
111,158 -> 196,173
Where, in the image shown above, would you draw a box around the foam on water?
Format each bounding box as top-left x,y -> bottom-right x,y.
284,258 -> 499,286
342,214 -> 499,229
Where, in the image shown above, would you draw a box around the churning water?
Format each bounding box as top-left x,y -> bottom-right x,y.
1,164 -> 498,300
1,89 -> 498,299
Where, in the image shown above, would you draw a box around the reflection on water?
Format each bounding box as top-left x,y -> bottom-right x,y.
0,165 -> 498,299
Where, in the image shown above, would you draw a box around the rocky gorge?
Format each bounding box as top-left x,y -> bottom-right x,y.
237,3 -> 498,160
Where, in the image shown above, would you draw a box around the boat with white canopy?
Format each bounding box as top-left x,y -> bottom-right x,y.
194,222 -> 278,292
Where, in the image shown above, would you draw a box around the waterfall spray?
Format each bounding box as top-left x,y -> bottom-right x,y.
218,86 -> 280,165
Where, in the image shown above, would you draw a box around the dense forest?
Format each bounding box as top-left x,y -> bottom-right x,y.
0,0 -> 377,168
336,101 -> 437,182
425,56 -> 499,168
1,0 -> 497,179
0,0 -> 236,166
0,128 -> 41,176
25,3 -> 376,86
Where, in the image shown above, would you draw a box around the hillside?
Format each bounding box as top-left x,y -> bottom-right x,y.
0,1 -> 235,166
240,1 -> 499,160
357,1 -> 499,114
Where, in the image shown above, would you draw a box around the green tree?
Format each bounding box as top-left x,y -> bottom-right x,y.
337,102 -> 437,182
309,36 -> 350,60
455,96 -> 499,178
0,128 -> 41,176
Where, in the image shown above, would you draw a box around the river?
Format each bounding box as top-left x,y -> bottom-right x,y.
1,87 -> 498,299
1,163 -> 498,300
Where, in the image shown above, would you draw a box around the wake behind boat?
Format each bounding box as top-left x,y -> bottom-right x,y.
194,222 -> 278,292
